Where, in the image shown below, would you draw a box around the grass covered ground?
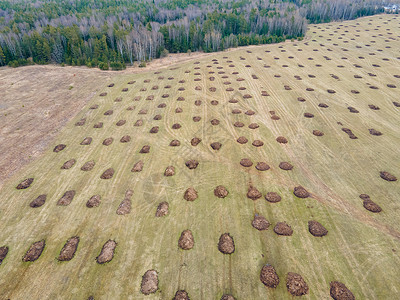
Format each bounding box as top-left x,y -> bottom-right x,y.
0,14 -> 399,299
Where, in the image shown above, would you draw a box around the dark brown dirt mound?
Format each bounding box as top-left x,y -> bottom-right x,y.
178,230 -> 194,250
279,162 -> 293,170
237,136 -> 248,144
172,123 -> 182,129
75,118 -> 86,126
246,110 -> 256,115
53,144 -> 66,152
363,197 -> 382,213
93,122 -> 103,128
140,145 -> 150,153
100,92 -> 107,96
393,101 -> 400,107
16,178 -> 34,189
330,282 -> 355,300
175,107 -> 183,113
214,186 -> 228,198
131,161 -> 144,173
139,109 -> 148,115
164,166 -> 175,176
104,110 -> 113,116
252,140 -> 264,147
342,128 -> 357,139
218,233 -> 235,254
274,222 -> 293,236
265,192 -> 281,203
116,190 -> 133,215
23,240 -> 45,262
158,103 -> 166,108
347,107 -> 359,113
247,186 -> 262,200
211,100 -> 219,105
380,171 -> 397,181
327,89 -> 336,94
30,194 -> 46,208
249,123 -> 259,129
387,84 -> 397,88
96,240 -> 117,264
211,119 -> 220,125
318,103 -> 329,108
297,97 -> 306,102
234,122 -> 244,127
116,120 -> 126,126
80,137 -> 92,145
81,160 -> 95,171
260,265 -> 280,288
194,100 -> 202,106
286,272 -> 309,296
154,115 -> 162,120
155,202 -> 169,217
173,290 -> 190,300
90,104 -> 99,109
58,236 -> 79,261
100,168 -> 114,179
135,119 -> 143,126
293,186 -> 309,198
304,113 -> 314,118
86,195 -> 101,208
170,140 -> 181,147
276,136 -> 288,144
210,142 -> 222,150
184,187 -> 198,201
369,129 -> 382,136
252,215 -> 270,230
141,270 -> 159,295
57,190 -> 76,206
256,162 -> 270,171
193,116 -> 201,122
185,160 -> 199,169
313,130 -> 324,136
150,126 -> 159,134
240,158 -> 253,167
232,109 -> 241,114
103,138 -> 113,146
220,295 -> 235,300
191,138 -> 201,146
308,220 -> 328,237
0,246 -> 8,265
177,96 -> 185,101
368,104 -> 380,110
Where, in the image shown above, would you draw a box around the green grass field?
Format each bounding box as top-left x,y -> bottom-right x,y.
0,14 -> 400,299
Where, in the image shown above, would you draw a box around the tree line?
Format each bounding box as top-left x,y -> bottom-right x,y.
0,0 -> 384,69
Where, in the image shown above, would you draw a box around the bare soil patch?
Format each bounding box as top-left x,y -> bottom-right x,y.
86,195 -> 101,208
274,222 -> 293,236
252,215 -> 270,230
58,236 -> 79,261
260,265 -> 280,288
57,190 -> 76,206
96,240 -> 117,264
308,221 -> 328,237
141,270 -> 159,295
23,240 -> 45,262
155,202 -> 169,217
30,194 -> 46,208
330,281 -> 355,300
178,230 -> 194,250
218,233 -> 235,254
286,273 -> 308,296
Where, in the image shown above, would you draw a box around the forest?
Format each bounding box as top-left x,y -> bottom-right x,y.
0,0 -> 387,69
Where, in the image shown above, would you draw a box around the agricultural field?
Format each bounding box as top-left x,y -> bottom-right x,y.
0,14 -> 400,299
